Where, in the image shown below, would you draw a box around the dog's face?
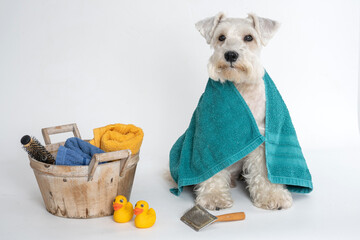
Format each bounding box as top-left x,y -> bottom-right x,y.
196,13 -> 279,84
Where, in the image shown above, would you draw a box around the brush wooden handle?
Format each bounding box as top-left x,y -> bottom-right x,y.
215,212 -> 246,222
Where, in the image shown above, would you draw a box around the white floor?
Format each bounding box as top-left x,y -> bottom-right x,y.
1,142 -> 360,240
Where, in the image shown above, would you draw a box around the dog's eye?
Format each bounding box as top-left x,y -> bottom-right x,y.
244,35 -> 253,42
218,35 -> 226,42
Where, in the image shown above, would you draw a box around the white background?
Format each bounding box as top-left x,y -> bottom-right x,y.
0,0 -> 359,239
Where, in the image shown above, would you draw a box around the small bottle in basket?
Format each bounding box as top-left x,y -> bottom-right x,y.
21,135 -> 55,164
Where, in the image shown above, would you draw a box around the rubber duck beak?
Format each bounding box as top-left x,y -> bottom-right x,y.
134,208 -> 144,215
113,203 -> 123,211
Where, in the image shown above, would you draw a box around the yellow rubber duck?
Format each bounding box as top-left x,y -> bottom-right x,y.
113,195 -> 134,223
134,200 -> 156,228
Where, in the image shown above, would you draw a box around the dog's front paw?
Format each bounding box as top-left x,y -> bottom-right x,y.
196,193 -> 233,210
253,188 -> 293,210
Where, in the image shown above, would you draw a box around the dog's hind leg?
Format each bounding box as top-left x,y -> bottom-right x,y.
228,160 -> 243,188
194,170 -> 233,210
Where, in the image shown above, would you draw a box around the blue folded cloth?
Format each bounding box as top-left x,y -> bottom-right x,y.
169,70 -> 313,196
56,137 -> 105,166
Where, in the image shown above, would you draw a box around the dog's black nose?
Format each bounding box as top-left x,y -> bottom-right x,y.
224,51 -> 239,63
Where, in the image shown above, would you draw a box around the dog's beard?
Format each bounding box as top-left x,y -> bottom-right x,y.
209,60 -> 254,83
217,61 -> 252,78
208,54 -> 263,84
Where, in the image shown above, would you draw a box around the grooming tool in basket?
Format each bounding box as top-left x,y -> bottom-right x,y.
181,205 -> 245,231
113,195 -> 134,223
21,135 -> 55,164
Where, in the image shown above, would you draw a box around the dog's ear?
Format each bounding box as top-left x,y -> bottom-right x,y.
248,13 -> 280,46
195,12 -> 225,44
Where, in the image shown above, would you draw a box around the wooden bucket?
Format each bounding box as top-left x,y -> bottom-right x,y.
29,123 -> 139,219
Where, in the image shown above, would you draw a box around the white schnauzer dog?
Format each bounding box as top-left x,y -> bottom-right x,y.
194,13 -> 293,210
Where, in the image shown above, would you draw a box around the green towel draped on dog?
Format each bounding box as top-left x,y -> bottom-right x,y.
169,71 -> 313,196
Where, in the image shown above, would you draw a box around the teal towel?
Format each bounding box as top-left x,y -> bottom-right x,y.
169,71 -> 313,196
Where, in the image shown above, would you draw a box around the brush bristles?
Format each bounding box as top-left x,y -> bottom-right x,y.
180,205 -> 217,231
21,136 -> 55,164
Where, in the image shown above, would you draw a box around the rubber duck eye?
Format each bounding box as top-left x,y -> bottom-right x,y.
120,199 -> 123,203
141,204 -> 144,207
218,35 -> 226,42
244,35 -> 253,42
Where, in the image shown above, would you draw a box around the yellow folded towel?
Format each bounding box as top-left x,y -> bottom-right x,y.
89,124 -> 144,155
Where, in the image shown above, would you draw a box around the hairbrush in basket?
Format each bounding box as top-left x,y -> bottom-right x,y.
21,135 -> 55,164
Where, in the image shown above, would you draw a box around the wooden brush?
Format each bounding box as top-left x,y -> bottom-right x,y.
21,135 -> 55,164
